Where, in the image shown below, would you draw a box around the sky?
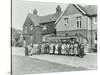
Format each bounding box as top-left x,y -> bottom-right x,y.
12,0 -> 68,30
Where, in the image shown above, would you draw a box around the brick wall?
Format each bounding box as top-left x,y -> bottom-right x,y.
23,25 -> 42,46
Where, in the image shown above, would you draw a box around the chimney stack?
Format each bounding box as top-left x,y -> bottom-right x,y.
56,5 -> 61,14
33,9 -> 38,15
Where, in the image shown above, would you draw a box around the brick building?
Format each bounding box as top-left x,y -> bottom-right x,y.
55,4 -> 97,50
23,9 -> 42,46
23,4 -> 97,51
23,6 -> 62,46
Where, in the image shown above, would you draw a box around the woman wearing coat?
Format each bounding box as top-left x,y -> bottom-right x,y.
58,43 -> 62,55
78,43 -> 84,58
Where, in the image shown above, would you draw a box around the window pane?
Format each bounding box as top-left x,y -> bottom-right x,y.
76,17 -> 82,28
64,18 -> 68,25
80,21 -> 81,28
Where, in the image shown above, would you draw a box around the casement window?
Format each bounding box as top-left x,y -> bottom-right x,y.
24,27 -> 27,33
76,17 -> 82,28
64,18 -> 68,26
30,25 -> 33,30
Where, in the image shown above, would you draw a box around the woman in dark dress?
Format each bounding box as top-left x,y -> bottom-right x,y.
78,43 -> 84,58
25,46 -> 28,56
58,43 -> 62,55
53,43 -> 56,54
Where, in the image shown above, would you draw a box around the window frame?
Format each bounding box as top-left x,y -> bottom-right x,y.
64,18 -> 68,26
23,26 -> 27,33
76,16 -> 82,28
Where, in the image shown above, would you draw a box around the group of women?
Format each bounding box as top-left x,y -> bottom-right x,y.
25,38 -> 87,58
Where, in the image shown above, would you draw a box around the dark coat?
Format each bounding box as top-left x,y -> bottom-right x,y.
25,47 -> 28,56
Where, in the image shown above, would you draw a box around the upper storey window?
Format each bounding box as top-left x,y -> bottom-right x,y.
64,18 -> 68,26
23,26 -> 27,33
76,17 -> 82,28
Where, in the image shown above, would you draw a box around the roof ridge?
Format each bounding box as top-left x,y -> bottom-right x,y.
73,4 -> 87,15
40,13 -> 56,17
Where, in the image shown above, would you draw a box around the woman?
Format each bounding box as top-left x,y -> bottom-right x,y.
25,46 -> 28,56
28,44 -> 34,55
65,42 -> 70,55
53,43 -> 56,54
69,40 -> 74,56
74,41 -> 78,56
78,43 -> 84,58
41,43 -> 45,54
37,44 -> 41,54
62,43 -> 66,55
56,43 -> 58,52
58,43 -> 62,55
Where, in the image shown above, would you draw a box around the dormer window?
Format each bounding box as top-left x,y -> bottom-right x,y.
64,18 -> 68,26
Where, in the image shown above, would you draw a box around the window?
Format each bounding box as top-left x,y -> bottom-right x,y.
94,17 -> 97,24
43,25 -> 47,30
64,18 -> 68,26
94,17 -> 97,22
94,33 -> 97,49
24,27 -> 27,33
76,17 -> 82,28
30,25 -> 33,30
95,33 -> 97,40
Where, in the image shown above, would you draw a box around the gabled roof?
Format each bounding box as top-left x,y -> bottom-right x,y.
77,4 -> 97,16
40,13 -> 56,24
55,4 -> 97,24
24,12 -> 62,26
24,4 -> 97,26
24,13 -> 41,26
40,12 -> 62,24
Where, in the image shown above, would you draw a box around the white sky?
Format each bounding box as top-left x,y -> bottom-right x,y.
12,0 -> 68,30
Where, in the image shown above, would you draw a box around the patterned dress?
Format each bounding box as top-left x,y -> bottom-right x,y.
65,44 -> 70,55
